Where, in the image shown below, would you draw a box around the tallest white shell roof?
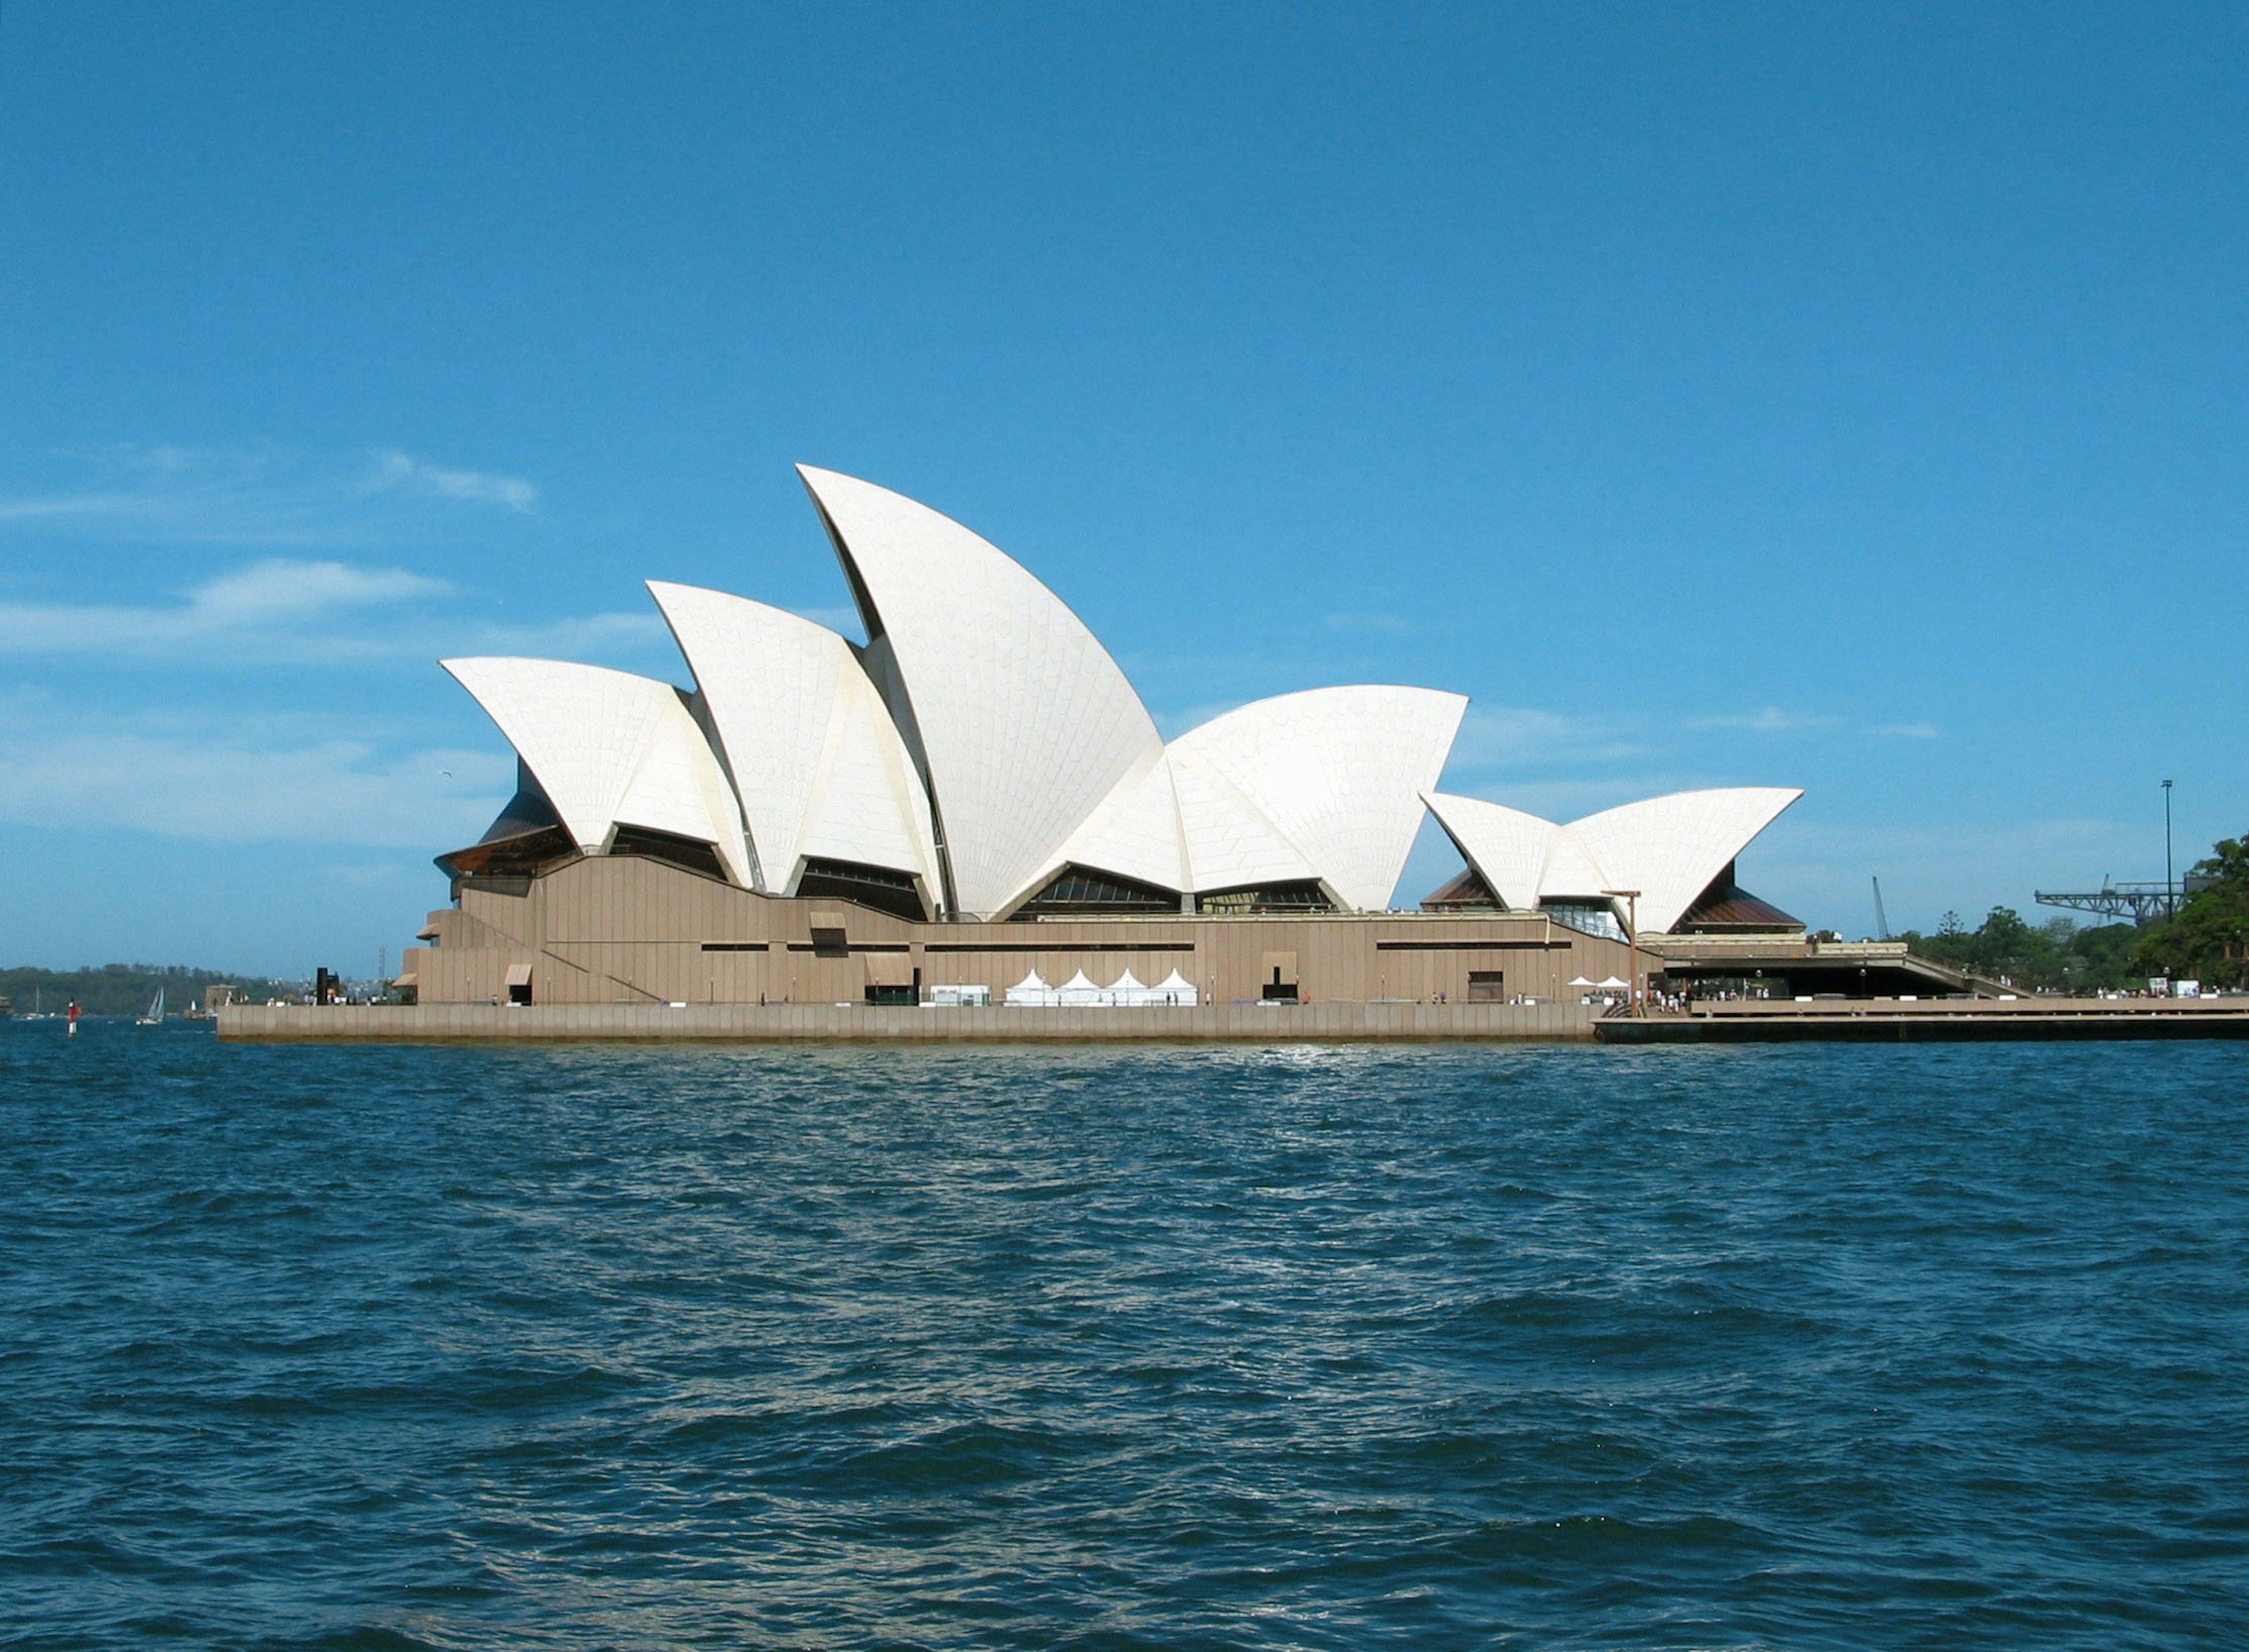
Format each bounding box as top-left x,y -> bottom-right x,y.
798,466 -> 1167,919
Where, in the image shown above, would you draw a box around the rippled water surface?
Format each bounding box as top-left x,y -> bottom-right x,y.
3,1022 -> 2244,1649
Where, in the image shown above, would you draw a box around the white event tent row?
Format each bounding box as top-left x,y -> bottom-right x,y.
1004,969 -> 1199,1008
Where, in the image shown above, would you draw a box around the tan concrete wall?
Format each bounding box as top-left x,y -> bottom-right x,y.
404,856 -> 1637,1010
223,1000 -> 1599,1042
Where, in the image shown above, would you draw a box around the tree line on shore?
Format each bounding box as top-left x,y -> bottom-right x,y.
1902,829 -> 2249,993
0,964 -> 302,1018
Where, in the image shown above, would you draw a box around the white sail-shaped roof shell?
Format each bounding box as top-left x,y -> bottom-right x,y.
1031,744 -> 1190,905
1170,686 -> 1468,911
1567,788 -> 1802,935
798,466 -> 1166,919
1423,786 -> 1802,936
442,656 -> 752,887
648,582 -> 938,900
1419,793 -> 1557,908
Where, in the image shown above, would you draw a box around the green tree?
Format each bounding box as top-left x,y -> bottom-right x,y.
2132,833 -> 2249,989
1902,908 -> 2135,991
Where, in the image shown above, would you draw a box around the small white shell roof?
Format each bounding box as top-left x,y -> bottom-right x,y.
1172,685 -> 1468,911
442,656 -> 751,887
649,582 -> 937,896
1568,788 -> 1802,935
1418,792 -> 1556,907
1423,786 -> 1802,935
799,466 -> 1165,919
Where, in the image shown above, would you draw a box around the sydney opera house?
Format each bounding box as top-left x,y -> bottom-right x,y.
399,467 -> 1805,1009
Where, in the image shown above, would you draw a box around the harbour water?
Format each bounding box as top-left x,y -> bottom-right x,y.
4,1021 -> 2243,1648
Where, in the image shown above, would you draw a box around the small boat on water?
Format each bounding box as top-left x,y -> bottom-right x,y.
137,989 -> 165,1025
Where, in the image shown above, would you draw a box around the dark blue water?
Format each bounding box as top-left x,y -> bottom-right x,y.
3,1022 -> 2244,1649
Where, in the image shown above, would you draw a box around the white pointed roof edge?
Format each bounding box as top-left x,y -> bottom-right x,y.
648,581 -> 938,899
1171,685 -> 1468,911
1566,786 -> 1803,935
1421,792 -> 1558,909
442,656 -> 753,887
797,466 -> 1165,919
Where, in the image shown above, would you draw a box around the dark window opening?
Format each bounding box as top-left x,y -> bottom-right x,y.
1467,970 -> 1506,1002
1261,966 -> 1300,1003
1014,865 -> 1181,916
866,967 -> 921,1007
1201,881 -> 1334,915
795,858 -> 928,923
608,826 -> 731,883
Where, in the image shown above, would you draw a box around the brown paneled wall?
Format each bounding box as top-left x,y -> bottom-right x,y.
402,856 -> 1635,1005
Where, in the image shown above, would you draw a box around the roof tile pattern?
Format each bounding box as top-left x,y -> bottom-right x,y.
1171,686 -> 1468,911
798,466 -> 1165,919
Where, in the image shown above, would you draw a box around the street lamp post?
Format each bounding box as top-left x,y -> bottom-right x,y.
2163,779 -> 2176,916
1603,890 -> 1642,1014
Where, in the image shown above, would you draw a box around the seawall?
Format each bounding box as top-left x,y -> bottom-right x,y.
218,1000 -> 1599,1044
1598,1000 -> 2249,1042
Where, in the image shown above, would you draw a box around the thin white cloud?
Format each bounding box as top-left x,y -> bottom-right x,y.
1322,610 -> 1415,637
1684,707 -> 1841,734
0,710 -> 510,848
0,559 -> 447,657
0,556 -> 671,667
0,443 -> 541,545
1869,721 -> 1940,740
1448,704 -> 1639,769
365,450 -> 536,514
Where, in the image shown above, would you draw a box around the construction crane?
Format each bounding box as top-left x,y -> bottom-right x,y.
2036,879 -> 2197,926
1871,877 -> 1891,942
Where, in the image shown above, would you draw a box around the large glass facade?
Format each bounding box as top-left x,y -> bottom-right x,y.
794,857 -> 930,923
1540,900 -> 1628,942
1197,881 -> 1334,915
1015,866 -> 1182,916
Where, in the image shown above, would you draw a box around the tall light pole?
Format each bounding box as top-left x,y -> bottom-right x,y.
2163,779 -> 2176,916
1603,890 -> 1642,1014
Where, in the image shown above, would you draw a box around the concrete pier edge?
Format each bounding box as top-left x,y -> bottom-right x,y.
217,998 -> 2249,1044
218,1000 -> 1598,1043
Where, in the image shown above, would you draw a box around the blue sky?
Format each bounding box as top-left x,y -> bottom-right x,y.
3,2 -> 2244,976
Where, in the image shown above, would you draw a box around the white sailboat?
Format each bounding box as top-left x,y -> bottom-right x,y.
137,989 -> 165,1025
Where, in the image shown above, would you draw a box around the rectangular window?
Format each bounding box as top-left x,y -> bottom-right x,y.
1467,970 -> 1505,1002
